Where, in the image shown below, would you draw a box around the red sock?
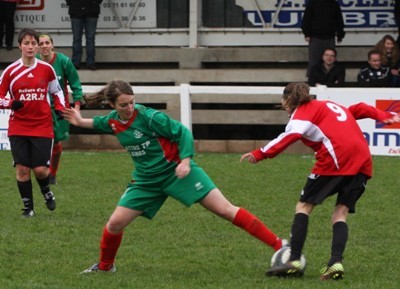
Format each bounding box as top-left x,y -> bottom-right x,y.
50,142 -> 62,176
232,208 -> 282,251
99,227 -> 123,270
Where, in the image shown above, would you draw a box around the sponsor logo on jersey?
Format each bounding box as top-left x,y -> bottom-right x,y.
27,73 -> 34,78
133,129 -> 143,138
195,182 -> 204,191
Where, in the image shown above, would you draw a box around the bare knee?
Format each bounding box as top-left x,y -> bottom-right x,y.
106,206 -> 142,234
16,165 -> 31,181
332,204 -> 349,224
200,189 -> 239,221
32,166 -> 50,179
295,202 -> 314,215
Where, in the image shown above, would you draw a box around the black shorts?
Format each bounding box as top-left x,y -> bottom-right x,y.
9,136 -> 53,168
299,173 -> 368,213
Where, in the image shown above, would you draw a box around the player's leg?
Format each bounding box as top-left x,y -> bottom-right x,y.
289,201 -> 315,261
49,142 -> 62,184
165,163 -> 284,251
94,206 -> 143,271
200,188 -> 284,251
83,183 -> 165,273
31,137 -> 56,211
320,204 -> 348,280
9,136 -> 35,216
321,174 -> 367,280
266,201 -> 314,277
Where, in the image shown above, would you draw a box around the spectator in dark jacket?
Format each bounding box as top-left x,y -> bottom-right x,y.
66,0 -> 103,70
0,0 -> 22,50
301,0 -> 345,76
308,48 -> 345,87
357,50 -> 392,87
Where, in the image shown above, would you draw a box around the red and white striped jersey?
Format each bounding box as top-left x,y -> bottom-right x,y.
0,58 -> 65,138
252,100 -> 394,178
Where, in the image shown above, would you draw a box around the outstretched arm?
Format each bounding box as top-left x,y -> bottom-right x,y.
63,107 -> 94,128
348,102 -> 400,123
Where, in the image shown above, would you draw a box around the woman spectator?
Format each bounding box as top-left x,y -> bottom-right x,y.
373,35 -> 400,86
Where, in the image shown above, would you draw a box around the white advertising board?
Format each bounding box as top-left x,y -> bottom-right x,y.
0,110 -> 11,150
236,0 -> 397,29
316,87 -> 400,156
15,0 -> 156,29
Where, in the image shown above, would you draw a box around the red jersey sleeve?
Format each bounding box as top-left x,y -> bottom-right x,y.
348,102 -> 395,121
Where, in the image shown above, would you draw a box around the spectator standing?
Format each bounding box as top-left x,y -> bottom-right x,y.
0,28 -> 65,217
66,0 -> 103,70
357,50 -> 392,87
301,0 -> 345,76
0,0 -> 21,50
373,34 -> 400,86
308,48 -> 346,87
37,33 -> 84,184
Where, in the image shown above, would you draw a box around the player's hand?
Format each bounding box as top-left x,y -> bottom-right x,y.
55,110 -> 64,120
383,114 -> 400,124
62,107 -> 79,125
240,152 -> 257,163
175,158 -> 191,179
11,100 -> 24,111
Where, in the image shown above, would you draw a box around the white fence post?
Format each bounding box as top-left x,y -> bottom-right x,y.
180,84 -> 192,131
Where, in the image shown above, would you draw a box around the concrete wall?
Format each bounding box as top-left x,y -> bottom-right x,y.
0,46 -> 370,85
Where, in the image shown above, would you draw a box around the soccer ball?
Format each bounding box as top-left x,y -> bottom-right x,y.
270,246 -> 306,271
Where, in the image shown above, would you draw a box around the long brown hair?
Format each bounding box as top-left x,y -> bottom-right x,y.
85,80 -> 134,108
281,82 -> 313,114
373,34 -> 400,68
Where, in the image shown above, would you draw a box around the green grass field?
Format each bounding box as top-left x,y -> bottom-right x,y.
0,151 -> 399,289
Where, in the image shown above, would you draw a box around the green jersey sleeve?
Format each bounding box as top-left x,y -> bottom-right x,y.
146,108 -> 195,160
62,55 -> 83,103
93,113 -> 115,134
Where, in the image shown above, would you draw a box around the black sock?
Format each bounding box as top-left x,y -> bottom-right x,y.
17,180 -> 33,210
289,213 -> 309,261
36,175 -> 50,195
328,221 -> 348,266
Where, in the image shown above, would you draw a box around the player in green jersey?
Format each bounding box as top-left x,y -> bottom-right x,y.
63,80 -> 287,273
37,33 -> 83,185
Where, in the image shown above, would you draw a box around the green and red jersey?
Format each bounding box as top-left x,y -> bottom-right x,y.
36,52 -> 82,107
93,104 -> 195,179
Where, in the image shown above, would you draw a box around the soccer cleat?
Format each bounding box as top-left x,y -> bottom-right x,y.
266,260 -> 304,277
22,208 -> 35,217
49,175 -> 57,185
81,263 -> 116,274
320,262 -> 344,280
43,191 -> 56,211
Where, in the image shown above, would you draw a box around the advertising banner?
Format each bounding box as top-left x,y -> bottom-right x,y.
316,88 -> 400,156
0,110 -> 10,150
15,0 -> 156,29
236,0 -> 397,29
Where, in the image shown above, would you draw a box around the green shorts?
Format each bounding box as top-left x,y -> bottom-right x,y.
118,162 -> 217,219
52,110 -> 70,142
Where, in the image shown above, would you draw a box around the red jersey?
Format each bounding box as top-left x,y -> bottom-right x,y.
0,58 -> 65,138
252,101 -> 394,178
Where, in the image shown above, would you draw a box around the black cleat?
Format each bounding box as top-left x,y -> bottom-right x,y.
43,191 -> 56,211
266,260 -> 304,278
